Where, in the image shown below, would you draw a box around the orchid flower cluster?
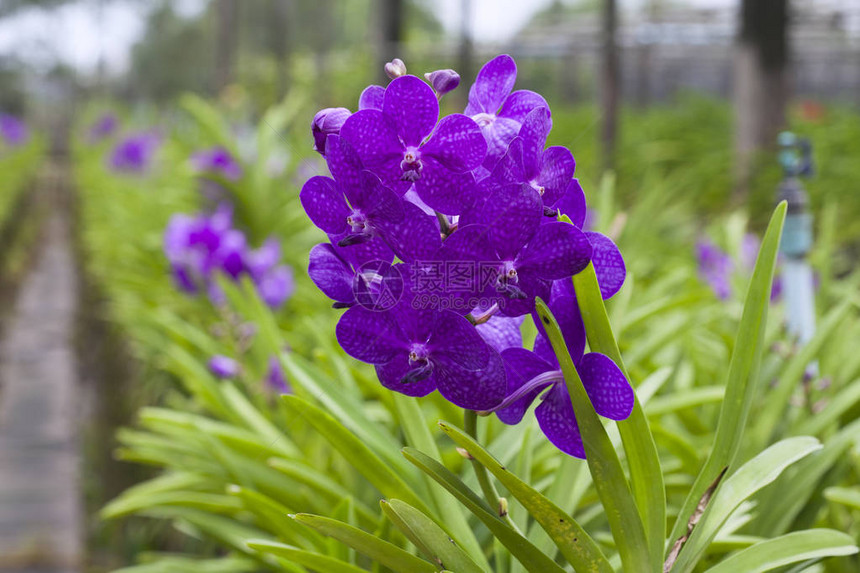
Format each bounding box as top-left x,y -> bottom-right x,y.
164,203 -> 294,309
0,113 -> 29,147
301,55 -> 633,457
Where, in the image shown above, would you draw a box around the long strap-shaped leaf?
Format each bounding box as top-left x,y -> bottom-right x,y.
282,395 -> 430,514
535,299 -> 652,573
292,514 -> 437,573
703,529 -> 858,573
247,539 -> 367,573
665,201 -> 786,558
381,499 -> 486,573
436,424 -> 613,572
403,447 -> 567,573
669,436 -> 822,573
392,393 -> 490,570
573,262 -> 665,572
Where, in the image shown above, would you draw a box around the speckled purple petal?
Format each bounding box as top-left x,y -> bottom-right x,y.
300,176 -> 350,235
376,353 -> 437,397
434,349 -> 506,410
354,171 -> 404,223
532,284 -> 586,366
471,54 -> 517,113
421,114 -> 487,172
332,233 -> 395,268
536,383 -> 584,458
476,315 -> 524,353
339,109 -> 405,191
518,222 -> 592,280
430,310 -> 489,371
383,75 -> 439,147
376,200 -> 441,262
359,84 -> 385,111
413,157 -> 477,215
309,243 -> 355,304
586,232 -> 626,299
537,146 -> 576,206
336,306 -> 406,364
497,348 -> 556,424
499,90 -> 551,124
578,352 -> 634,421
484,137 -> 525,189
518,107 -> 552,178
325,134 -> 365,196
481,184 -> 542,260
498,272 -> 550,318
552,179 -> 587,228
258,265 -> 294,308
482,116 -> 522,168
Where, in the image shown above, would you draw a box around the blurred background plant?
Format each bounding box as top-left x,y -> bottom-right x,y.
1,0 -> 860,571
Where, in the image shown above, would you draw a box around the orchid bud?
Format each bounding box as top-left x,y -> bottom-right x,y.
424,69 -> 460,97
208,355 -> 240,379
384,58 -> 407,80
311,107 -> 351,156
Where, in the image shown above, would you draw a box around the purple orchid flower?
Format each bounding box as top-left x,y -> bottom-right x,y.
0,114 -> 29,146
266,355 -> 291,393
494,282 -> 633,458
209,355 -> 240,379
337,302 -> 505,410
191,146 -> 243,181
696,238 -> 733,300
89,113 -> 118,142
301,134 -> 440,262
465,54 -> 550,169
340,74 -> 487,214
359,85 -> 385,111
440,183 -> 592,316
109,132 -> 161,173
425,69 -> 460,97
312,107 -> 352,156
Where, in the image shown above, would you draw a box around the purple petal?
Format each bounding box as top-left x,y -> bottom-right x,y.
497,348 -> 555,424
421,114 -> 487,172
552,179 -> 587,228
481,116 -> 522,168
376,353 -> 437,397
470,54 -> 517,113
536,384 -> 585,458
300,176 -> 350,234
476,315 -> 524,353
383,75 -> 439,147
578,352 -> 634,421
336,306 -> 406,364
518,222 -> 592,280
309,243 -> 355,304
325,134 -> 366,194
354,171 -> 405,223
332,233 -> 395,268
518,107 -> 552,178
376,200 -> 441,262
481,184 -> 543,260
537,146 -> 576,206
359,84 -> 385,111
586,232 -> 626,299
258,265 -> 294,308
499,90 -> 551,124
209,355 -> 240,379
429,310 -> 489,371
532,283 -> 586,365
434,350 -> 507,410
498,273 -> 550,318
339,110 -> 406,192
413,158 -> 478,215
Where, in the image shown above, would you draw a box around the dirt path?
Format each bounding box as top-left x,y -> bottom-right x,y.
0,162 -> 82,572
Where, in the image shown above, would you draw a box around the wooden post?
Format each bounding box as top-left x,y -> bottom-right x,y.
601,0 -> 620,173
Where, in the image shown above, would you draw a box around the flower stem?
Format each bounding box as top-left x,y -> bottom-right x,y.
463,409 -> 521,532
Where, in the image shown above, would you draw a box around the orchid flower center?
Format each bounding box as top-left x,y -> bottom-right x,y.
529,180 -> 545,196
408,344 -> 430,365
346,209 -> 368,233
472,112 -> 496,128
402,344 -> 433,384
400,147 -> 423,182
495,261 -> 527,299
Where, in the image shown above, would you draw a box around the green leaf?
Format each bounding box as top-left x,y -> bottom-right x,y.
293,513 -> 437,573
403,446 -> 567,573
391,394 -> 489,570
381,499 -> 486,573
670,436 -> 822,573
666,201 -> 786,556
434,425 -> 613,573
227,485 -> 327,551
646,386 -> 725,416
247,539 -> 367,573
824,487 -> 860,510
573,262 -> 665,572
535,298 -> 652,573
703,529 -> 858,573
281,395 -> 429,514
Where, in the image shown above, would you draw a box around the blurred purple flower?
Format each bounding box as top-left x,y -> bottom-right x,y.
191,146 -> 242,181
109,132 -> 160,173
266,355 -> 291,393
89,113 -> 118,142
0,114 -> 29,146
696,238 -> 733,300
209,355 -> 240,379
